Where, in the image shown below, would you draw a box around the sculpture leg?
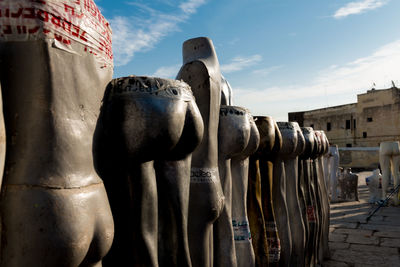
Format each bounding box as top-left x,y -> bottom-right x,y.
379,152 -> 391,200
330,156 -> 339,202
272,159 -> 292,267
392,155 -> 400,205
155,157 -> 192,267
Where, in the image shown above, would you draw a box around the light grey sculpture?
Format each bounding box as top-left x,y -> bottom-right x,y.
328,145 -> 340,202
278,122 -> 306,267
0,1 -> 115,264
177,37 -> 225,267
215,105 -> 252,267
366,169 -> 382,203
221,75 -> 233,105
94,76 -> 203,267
231,112 -> 260,267
379,141 -> 400,205
255,116 -> 282,266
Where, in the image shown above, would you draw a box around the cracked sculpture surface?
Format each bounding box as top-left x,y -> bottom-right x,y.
254,116 -> 282,267
0,0 -> 115,266
94,76 -> 203,267
176,37 -> 225,267
231,112 -> 260,267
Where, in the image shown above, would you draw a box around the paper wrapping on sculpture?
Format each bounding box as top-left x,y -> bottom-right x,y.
0,0 -> 112,67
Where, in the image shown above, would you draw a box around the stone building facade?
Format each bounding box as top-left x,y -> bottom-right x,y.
288,86 -> 400,168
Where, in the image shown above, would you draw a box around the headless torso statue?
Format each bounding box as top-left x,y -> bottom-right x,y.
278,122 -> 306,267
215,105 -> 252,267
231,112 -> 260,267
0,1 -> 114,266
254,116 -> 282,266
379,141 -> 400,205
94,77 -> 203,267
177,37 -> 225,267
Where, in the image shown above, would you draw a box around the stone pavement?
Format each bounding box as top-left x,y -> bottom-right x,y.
323,171 -> 400,267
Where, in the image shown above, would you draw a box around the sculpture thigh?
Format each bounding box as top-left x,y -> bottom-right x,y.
1,184 -> 113,267
155,100 -> 203,267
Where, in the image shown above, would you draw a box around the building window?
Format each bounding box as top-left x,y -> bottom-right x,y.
367,117 -> 373,122
327,122 -> 331,131
346,120 -> 351,129
353,119 -> 356,129
310,124 -> 314,129
363,132 -> 367,138
346,144 -> 352,147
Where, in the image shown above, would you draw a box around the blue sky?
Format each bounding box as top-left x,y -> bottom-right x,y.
96,0 -> 400,121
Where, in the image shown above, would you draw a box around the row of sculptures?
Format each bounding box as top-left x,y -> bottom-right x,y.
0,1 -> 343,266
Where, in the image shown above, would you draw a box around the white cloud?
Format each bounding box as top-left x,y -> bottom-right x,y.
179,0 -> 206,15
252,65 -> 283,77
333,0 -> 388,19
220,55 -> 262,74
110,1 -> 207,66
152,64 -> 181,79
233,39 -> 400,121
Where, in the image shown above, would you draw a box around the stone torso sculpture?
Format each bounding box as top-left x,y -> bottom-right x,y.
328,145 -> 340,202
339,168 -> 359,201
299,127 -> 317,267
278,122 -> 306,267
254,116 -> 282,266
177,37 -> 225,267
0,0 -> 114,266
94,77 -> 203,267
215,105 -> 252,267
379,141 -> 400,205
231,112 -> 260,267
314,131 -> 331,263
366,169 -> 382,204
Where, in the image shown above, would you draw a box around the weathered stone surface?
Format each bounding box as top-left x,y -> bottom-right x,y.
330,221 -> 359,229
324,171 -> 400,267
359,223 -> 400,232
334,228 -> 372,236
329,241 -> 350,250
346,233 -> 379,245
380,237 -> 400,248
350,244 -> 398,254
329,233 -> 347,242
322,260 -> 349,267
373,231 -> 400,238
331,249 -> 399,265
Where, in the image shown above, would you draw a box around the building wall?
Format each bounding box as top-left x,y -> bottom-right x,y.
288,86 -> 400,168
355,88 -> 400,146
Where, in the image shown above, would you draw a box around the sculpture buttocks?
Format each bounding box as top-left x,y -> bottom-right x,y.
94,76 -> 203,267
